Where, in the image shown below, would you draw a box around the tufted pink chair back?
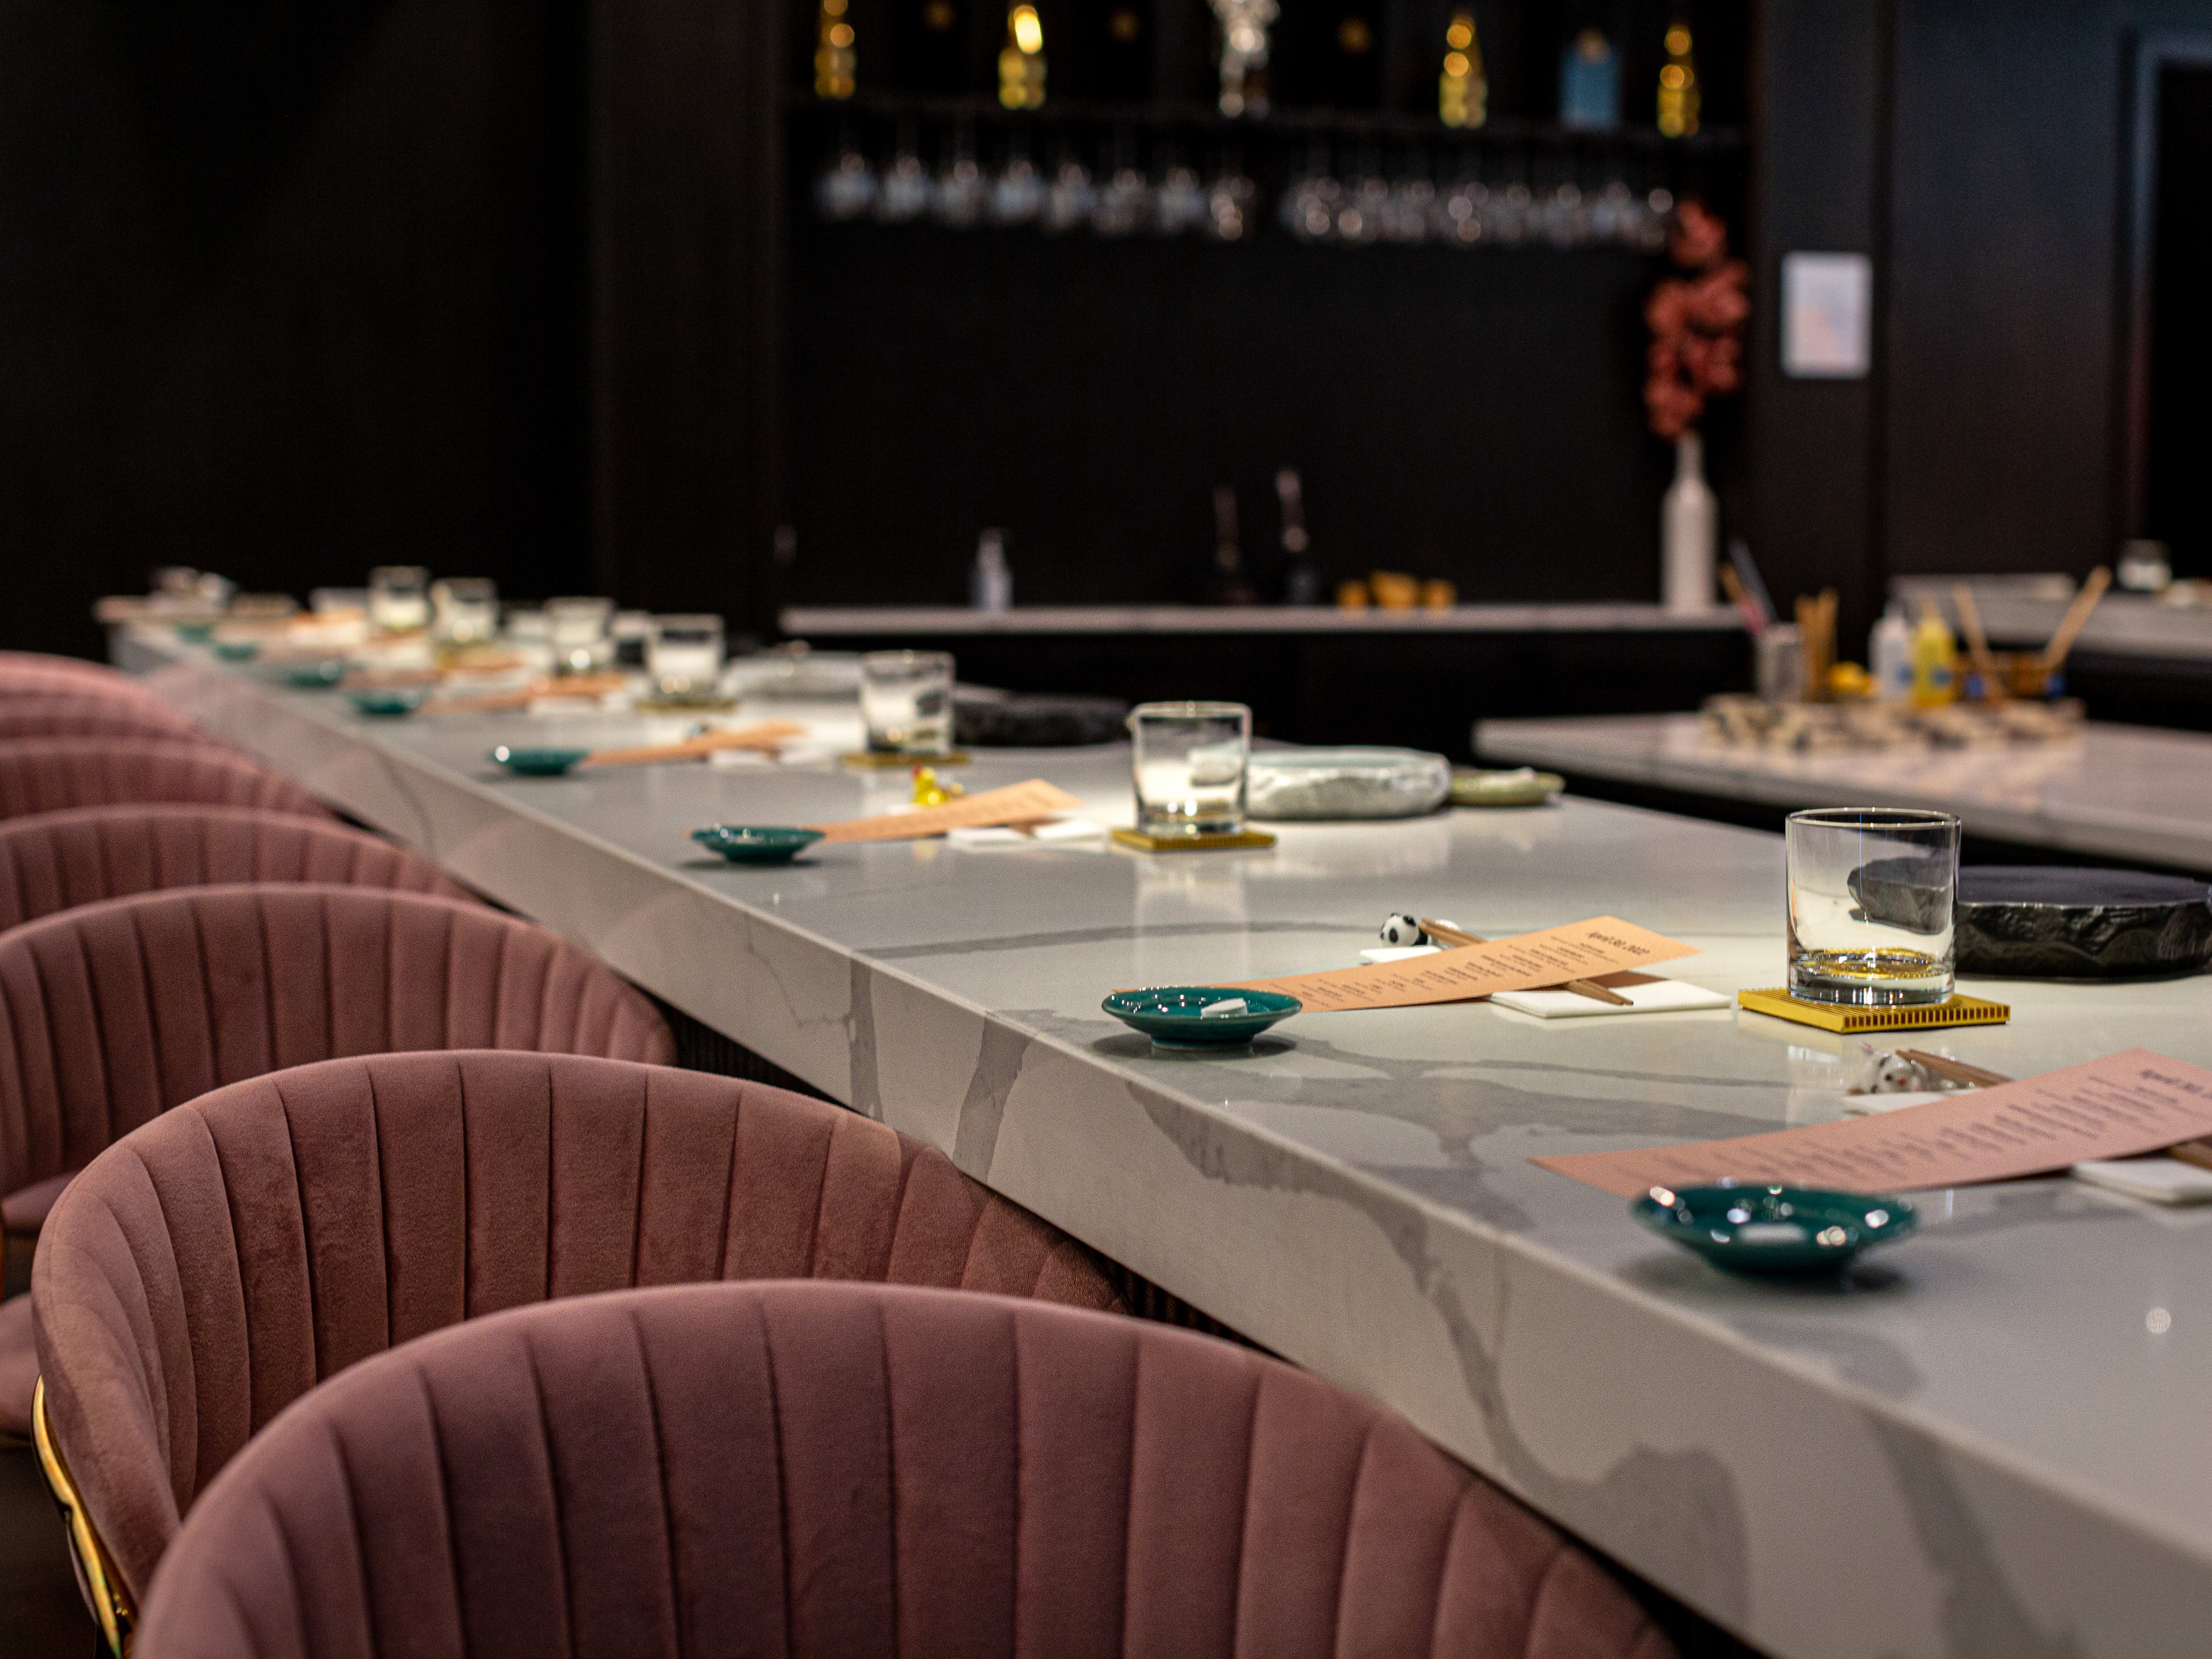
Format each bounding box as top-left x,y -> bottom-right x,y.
0,738 -> 328,822
0,654 -> 165,699
0,804 -> 471,931
36,1051 -> 1122,1608
133,1279 -> 1676,1659
0,694 -> 210,746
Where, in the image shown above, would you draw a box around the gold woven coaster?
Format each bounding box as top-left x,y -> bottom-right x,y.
1109,828 -> 1278,854
1736,988 -> 2010,1033
837,751 -> 971,769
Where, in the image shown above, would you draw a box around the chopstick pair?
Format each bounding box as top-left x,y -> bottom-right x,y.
421,673 -> 631,715
1416,918 -> 1633,1007
578,720 -> 807,769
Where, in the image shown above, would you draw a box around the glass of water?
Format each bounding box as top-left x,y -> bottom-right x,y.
547,597 -> 614,675
430,578 -> 499,653
1786,808 -> 1962,1005
368,566 -> 431,634
1129,702 -> 1251,836
861,650 -> 955,755
648,614 -> 726,699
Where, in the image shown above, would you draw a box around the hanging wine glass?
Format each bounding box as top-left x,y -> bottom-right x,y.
1043,146 -> 1097,233
1435,158 -> 1487,247
1093,128 -> 1152,236
1336,148 -> 1388,246
1589,177 -> 1634,244
934,122 -> 987,226
875,119 -> 931,222
815,134 -> 878,222
1382,150 -> 1434,245
1281,140 -> 1340,244
1154,148 -> 1207,236
989,133 -> 1046,226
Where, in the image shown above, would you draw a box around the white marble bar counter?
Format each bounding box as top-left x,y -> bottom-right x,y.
1478,712 -> 2212,874
117,630 -> 2212,1658
779,602 -> 1747,635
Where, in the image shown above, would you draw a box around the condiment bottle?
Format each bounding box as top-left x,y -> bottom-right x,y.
1910,603 -> 1957,706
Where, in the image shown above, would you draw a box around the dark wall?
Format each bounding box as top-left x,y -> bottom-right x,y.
0,0 -> 590,659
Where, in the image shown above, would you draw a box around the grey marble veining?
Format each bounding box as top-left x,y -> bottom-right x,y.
1479,711 -> 2212,873
119,632 -> 2212,1658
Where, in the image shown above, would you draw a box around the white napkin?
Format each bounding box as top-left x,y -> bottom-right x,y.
1490,980 -> 1731,1019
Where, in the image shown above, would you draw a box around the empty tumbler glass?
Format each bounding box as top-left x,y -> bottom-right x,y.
1786,808 -> 1962,1005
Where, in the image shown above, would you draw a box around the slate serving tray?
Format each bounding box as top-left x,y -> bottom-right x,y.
1955,867 -> 2212,979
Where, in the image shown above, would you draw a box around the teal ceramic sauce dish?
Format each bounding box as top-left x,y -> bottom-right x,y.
1632,1181 -> 1916,1277
173,621 -> 217,642
690,825 -> 825,865
491,745 -> 591,777
285,660 -> 350,688
350,688 -> 425,718
212,640 -> 260,662
1101,987 -> 1301,1050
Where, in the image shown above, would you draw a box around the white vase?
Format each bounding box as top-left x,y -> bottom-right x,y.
1661,430 -> 1718,613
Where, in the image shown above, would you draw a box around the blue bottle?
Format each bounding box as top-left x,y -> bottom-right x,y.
1559,28 -> 1620,130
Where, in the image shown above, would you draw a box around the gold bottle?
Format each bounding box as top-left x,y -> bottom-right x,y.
814,0 -> 856,99
999,4 -> 1047,108
1657,20 -> 1699,137
1439,10 -> 1486,128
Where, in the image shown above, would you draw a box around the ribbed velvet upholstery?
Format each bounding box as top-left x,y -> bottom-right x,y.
0,656 -> 166,703
0,694 -> 210,746
0,805 -> 474,932
134,1281 -> 1676,1659
0,887 -> 672,1437
0,739 -> 328,823
35,1050 -> 1123,1605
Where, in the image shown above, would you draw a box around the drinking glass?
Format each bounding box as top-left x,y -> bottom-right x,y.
547,596 -> 614,675
1129,702 -> 1251,837
430,578 -> 499,652
1786,808 -> 1961,1005
368,566 -> 430,634
648,614 -> 726,699
861,650 -> 955,754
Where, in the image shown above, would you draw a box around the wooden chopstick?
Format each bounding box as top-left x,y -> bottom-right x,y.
2039,566 -> 2111,673
577,721 -> 807,769
1418,918 -> 1633,1006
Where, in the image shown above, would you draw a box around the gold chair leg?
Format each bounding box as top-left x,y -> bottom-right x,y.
32,1378 -> 134,1657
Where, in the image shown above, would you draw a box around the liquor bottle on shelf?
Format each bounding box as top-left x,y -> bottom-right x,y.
815,0 -> 857,99
1439,10 -> 1486,128
1656,20 -> 1700,137
1210,486 -> 1260,606
1210,0 -> 1276,117
1275,470 -> 1321,605
1558,26 -> 1619,131
892,0 -> 968,94
999,3 -> 1047,108
1077,0 -> 1153,101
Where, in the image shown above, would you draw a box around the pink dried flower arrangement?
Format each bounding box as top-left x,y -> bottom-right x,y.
1645,200 -> 1749,440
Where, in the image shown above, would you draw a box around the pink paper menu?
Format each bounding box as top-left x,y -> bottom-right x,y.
1230,916 -> 1696,1013
1535,1049 -> 2212,1198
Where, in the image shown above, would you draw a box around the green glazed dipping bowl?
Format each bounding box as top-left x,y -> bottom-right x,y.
1631,1182 -> 1916,1277
350,688 -> 425,718
173,620 -> 217,643
285,660 -> 350,688
490,745 -> 591,777
690,825 -> 825,865
1101,987 -> 1301,1050
212,639 -> 260,662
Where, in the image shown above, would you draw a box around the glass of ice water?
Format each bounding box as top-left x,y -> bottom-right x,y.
647,614 -> 725,699
1129,702 -> 1251,836
1786,807 -> 1961,1005
861,650 -> 955,755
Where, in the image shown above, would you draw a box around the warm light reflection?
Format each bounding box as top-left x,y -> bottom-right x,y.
1011,5 -> 1043,53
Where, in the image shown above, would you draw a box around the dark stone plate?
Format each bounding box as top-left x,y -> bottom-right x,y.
1955,866 -> 2212,979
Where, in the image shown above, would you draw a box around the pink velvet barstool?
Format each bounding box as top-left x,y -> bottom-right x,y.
0,884 -> 673,1444
0,694 -> 212,747
0,738 -> 329,823
32,1050 -> 1123,1643
131,1280 -> 1679,1659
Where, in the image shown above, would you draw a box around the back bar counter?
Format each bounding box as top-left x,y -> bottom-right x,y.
119,628 -> 2212,1659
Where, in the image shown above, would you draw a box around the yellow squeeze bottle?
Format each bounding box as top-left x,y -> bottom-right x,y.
1910,604 -> 1957,706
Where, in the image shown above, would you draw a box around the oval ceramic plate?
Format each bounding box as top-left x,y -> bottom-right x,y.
1101,987 -> 1301,1050
284,660 -> 350,688
1449,767 -> 1564,808
350,688 -> 425,718
690,825 -> 824,865
1632,1182 -> 1916,1277
491,745 -> 590,777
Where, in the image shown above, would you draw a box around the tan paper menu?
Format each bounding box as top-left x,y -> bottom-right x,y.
1535,1048 -> 2212,1197
811,779 -> 1085,844
1230,916 -> 1697,1013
